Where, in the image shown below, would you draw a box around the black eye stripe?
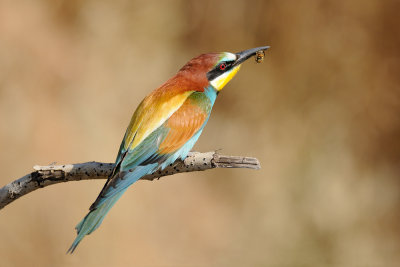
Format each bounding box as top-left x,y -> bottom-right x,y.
215,61 -> 233,72
206,61 -> 234,81
223,62 -> 232,68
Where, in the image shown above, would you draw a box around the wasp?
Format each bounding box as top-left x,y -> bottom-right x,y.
255,50 -> 265,63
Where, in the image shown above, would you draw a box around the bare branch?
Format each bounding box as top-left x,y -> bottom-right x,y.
0,151 -> 260,210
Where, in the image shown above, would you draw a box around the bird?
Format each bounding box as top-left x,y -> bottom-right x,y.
68,46 -> 270,253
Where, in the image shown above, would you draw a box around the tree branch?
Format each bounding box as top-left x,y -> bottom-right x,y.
0,151 -> 260,210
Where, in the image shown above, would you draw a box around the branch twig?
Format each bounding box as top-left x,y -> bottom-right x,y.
0,151 -> 260,210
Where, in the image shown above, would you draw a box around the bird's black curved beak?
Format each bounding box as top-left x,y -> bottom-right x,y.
233,46 -> 270,66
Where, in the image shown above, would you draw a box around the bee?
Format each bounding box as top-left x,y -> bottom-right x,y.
255,50 -> 265,63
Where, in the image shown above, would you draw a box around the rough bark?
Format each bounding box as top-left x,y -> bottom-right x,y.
0,151 -> 260,209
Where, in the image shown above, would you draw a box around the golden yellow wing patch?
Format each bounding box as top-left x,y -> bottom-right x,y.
123,90 -> 193,151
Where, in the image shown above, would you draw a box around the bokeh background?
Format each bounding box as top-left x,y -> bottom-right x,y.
1,0 -> 400,266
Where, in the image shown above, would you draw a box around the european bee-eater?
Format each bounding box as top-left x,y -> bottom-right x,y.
68,46 -> 270,253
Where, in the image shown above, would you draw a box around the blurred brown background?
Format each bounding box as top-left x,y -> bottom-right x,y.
1,0 -> 400,266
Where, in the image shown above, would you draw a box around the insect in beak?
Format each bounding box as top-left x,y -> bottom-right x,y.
255,50 -> 265,63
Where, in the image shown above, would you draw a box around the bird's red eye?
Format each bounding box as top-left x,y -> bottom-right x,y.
219,63 -> 226,70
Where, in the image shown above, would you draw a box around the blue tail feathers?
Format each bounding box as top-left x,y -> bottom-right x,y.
67,189 -> 127,253
67,164 -> 157,253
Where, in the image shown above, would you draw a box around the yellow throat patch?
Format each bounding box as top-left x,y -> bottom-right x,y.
210,65 -> 241,91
